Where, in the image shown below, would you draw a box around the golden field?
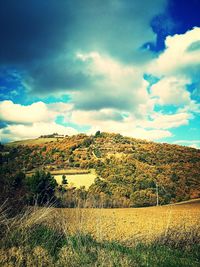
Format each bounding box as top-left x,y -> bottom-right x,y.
55,173 -> 96,189
1,200 -> 199,266
51,200 -> 200,243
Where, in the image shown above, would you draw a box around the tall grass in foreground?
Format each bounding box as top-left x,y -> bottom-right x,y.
0,206 -> 199,267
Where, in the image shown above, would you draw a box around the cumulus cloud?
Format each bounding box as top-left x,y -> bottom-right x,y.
0,100 -> 73,124
148,27 -> 200,113
74,52 -> 151,114
142,112 -> 191,129
0,100 -> 78,142
0,101 -> 52,124
150,77 -> 191,106
150,27 -> 200,76
0,122 -> 78,142
87,122 -> 172,141
71,108 -> 171,140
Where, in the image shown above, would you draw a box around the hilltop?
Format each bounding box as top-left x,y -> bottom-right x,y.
2,132 -> 200,207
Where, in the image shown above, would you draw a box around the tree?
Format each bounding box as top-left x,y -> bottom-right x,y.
57,174 -> 68,204
0,169 -> 26,214
12,171 -> 25,188
82,138 -> 92,147
62,174 -> 68,186
26,171 -> 58,205
95,131 -> 101,138
130,189 -> 157,207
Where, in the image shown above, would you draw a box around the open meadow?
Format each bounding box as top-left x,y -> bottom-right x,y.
52,200 -> 200,243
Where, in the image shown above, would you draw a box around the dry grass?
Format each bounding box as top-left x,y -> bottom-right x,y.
51,202 -> 200,243
0,202 -> 200,266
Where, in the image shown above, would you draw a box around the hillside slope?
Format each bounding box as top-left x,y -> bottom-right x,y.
2,132 -> 200,206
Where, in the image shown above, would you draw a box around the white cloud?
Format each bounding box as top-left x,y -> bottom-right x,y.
177,100 -> 200,113
142,112 -> 191,129
88,123 -> 171,141
76,52 -> 141,83
150,77 -> 191,106
75,52 -> 150,115
0,100 -> 77,142
0,122 -> 78,142
150,27 -> 200,76
0,100 -> 53,124
0,100 -> 73,124
148,27 -> 200,115
71,108 -> 171,140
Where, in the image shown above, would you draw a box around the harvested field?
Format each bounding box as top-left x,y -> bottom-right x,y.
26,169 -> 91,176
54,172 -> 96,189
26,169 -> 97,189
6,137 -> 57,146
51,201 -> 200,243
51,169 -> 91,175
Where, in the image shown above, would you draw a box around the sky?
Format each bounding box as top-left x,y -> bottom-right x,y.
0,0 -> 200,148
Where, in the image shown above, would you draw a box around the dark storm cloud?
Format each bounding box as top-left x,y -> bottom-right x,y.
24,56 -> 104,93
75,92 -> 134,111
0,0 -> 166,94
0,0 -> 72,64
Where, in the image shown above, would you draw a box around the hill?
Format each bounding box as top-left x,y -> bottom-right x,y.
1,132 -> 200,207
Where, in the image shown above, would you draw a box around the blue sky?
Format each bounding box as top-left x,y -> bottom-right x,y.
0,0 -> 200,148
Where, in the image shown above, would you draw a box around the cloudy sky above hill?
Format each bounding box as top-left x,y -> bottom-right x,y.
0,0 -> 200,147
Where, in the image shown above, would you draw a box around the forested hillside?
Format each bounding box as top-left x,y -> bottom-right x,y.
1,132 -> 200,208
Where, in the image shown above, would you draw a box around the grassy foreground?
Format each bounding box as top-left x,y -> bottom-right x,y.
0,206 -> 200,267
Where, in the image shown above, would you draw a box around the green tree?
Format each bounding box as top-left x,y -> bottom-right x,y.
62,174 -> 68,186
95,131 -> 101,137
26,171 -> 58,205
